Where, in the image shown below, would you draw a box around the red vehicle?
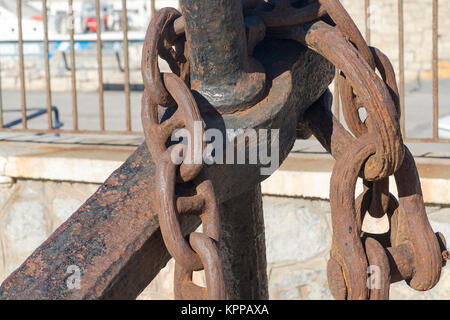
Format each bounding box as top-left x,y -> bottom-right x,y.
81,1 -> 109,33
84,15 -> 108,32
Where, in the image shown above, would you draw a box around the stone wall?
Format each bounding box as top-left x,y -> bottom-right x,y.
0,179 -> 99,282
0,178 -> 448,299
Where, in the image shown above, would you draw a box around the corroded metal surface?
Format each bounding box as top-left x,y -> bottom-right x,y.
0,0 -> 333,299
140,1 -> 334,300
142,10 -> 226,298
262,0 -> 447,299
304,91 -> 448,300
218,184 -> 268,299
1,0 -> 447,300
181,0 -> 266,113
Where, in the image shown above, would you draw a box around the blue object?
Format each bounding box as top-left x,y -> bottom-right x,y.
3,106 -> 64,129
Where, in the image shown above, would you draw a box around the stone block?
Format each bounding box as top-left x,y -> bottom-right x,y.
263,197 -> 331,264
52,197 -> 84,224
390,281 -> 431,300
428,266 -> 450,299
268,258 -> 333,300
3,201 -> 48,254
137,259 -> 175,300
428,208 -> 450,251
0,183 -> 16,210
47,181 -> 99,223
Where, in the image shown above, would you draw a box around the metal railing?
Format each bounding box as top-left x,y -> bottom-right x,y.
0,0 -> 448,143
0,0 -> 158,135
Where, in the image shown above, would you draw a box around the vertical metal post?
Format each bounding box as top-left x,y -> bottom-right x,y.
96,0 -> 105,131
0,57 -> 3,128
179,0 -> 265,114
218,184 -> 269,299
398,0 -> 405,137
43,0 -> 52,129
365,0 -> 370,45
122,0 -> 131,131
151,0 -> 156,18
69,0 -> 78,130
17,0 -> 27,129
432,0 -> 439,140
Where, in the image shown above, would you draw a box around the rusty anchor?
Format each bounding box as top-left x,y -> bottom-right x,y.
0,0 -> 447,300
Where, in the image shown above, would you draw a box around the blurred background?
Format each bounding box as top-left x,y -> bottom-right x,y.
0,0 -> 176,133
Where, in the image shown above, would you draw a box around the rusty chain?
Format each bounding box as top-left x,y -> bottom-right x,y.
300,1 -> 446,300
305,91 -> 448,300
244,0 -> 447,300
141,1 -> 448,300
141,8 -> 226,300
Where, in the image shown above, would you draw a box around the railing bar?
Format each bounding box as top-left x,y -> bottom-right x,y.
96,0 -> 105,131
151,0 -> 156,18
3,128 -> 450,142
17,0 -> 27,129
334,69 -> 340,121
365,0 -> 370,45
122,0 -> 131,132
69,0 -> 78,131
0,128 -> 143,136
0,57 -> 3,128
432,0 -> 439,140
405,137 -> 450,144
43,0 -> 52,130
0,39 -> 146,45
398,0 -> 405,137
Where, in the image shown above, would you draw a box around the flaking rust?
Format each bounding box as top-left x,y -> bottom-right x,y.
0,0 -> 447,300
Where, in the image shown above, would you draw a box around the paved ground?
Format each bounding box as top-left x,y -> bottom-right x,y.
0,90 -> 144,133
403,78 -> 450,139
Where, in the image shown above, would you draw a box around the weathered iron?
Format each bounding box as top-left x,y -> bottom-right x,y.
180,0 -> 266,113
304,92 -> 448,299
262,0 -> 447,299
0,0 -> 447,300
0,0 -> 333,299
142,10 -> 226,297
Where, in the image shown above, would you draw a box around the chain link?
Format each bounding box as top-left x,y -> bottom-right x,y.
247,0 -> 447,300
141,8 -> 226,300
309,0 -> 443,299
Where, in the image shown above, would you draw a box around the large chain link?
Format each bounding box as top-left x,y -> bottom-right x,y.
141,8 -> 226,300
305,0 -> 444,300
